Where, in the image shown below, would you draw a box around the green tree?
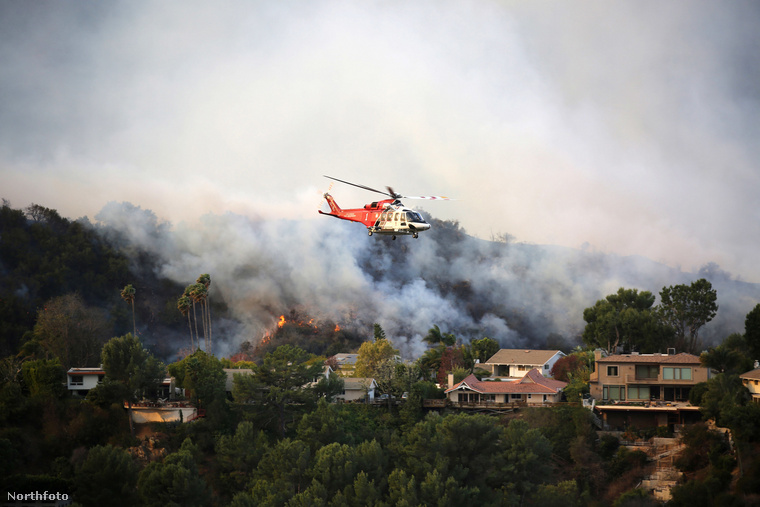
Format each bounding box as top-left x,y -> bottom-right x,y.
700,333 -> 753,375
21,358 -> 65,399
233,345 -> 324,437
658,278 -> 718,354
74,444 -> 138,507
744,303 -> 760,362
215,421 -> 269,491
137,444 -> 210,507
120,284 -> 136,338
25,293 -> 110,369
167,349 -> 227,428
582,288 -> 661,354
469,336 -> 500,363
101,333 -> 165,436
177,295 -> 194,350
423,324 -> 456,347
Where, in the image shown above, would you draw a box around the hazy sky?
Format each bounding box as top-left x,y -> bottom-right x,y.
3,1 -> 760,280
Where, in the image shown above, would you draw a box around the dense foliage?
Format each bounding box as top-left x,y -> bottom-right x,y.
3,201 -> 760,504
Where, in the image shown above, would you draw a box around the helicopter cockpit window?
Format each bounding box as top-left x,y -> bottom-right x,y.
407,212 -> 425,223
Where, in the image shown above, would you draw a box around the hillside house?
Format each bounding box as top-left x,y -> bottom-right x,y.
484,349 -> 565,378
67,367 -> 105,397
589,351 -> 707,429
740,366 -> 760,404
339,377 -> 377,402
445,369 -> 567,406
329,353 -> 359,376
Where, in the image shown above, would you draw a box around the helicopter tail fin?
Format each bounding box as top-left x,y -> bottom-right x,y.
319,193 -> 342,216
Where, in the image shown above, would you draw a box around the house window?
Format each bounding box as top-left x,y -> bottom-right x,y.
70,375 -> 84,386
628,386 -> 650,400
603,385 -> 625,401
663,367 -> 692,380
607,366 -> 619,377
511,394 -> 522,400
635,365 -> 659,379
544,364 -> 549,369
98,375 -> 105,384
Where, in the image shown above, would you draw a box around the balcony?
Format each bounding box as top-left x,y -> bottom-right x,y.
624,374 -> 694,384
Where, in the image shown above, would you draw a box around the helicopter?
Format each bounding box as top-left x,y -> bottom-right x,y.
318,175 -> 451,239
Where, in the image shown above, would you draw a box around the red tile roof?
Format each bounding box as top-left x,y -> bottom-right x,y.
445,369 -> 567,395
485,349 -> 563,365
596,352 -> 700,364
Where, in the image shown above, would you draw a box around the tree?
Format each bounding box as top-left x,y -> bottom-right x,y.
196,274 -> 212,348
355,336 -> 400,399
177,295 -> 194,350
167,349 -> 226,425
469,337 -> 500,364
744,304 -> 760,362
101,333 -> 165,436
20,358 -> 65,399
658,278 -> 718,354
25,293 -> 111,369
137,443 -> 210,507
74,444 -> 138,507
423,324 -> 456,346
120,284 -> 136,337
699,333 -> 753,375
582,288 -> 661,354
233,345 -> 324,437
355,337 -> 399,379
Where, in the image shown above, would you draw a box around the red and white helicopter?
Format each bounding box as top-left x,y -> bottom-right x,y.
318,176 -> 451,239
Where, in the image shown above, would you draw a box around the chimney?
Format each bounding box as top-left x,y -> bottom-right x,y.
754,360 -> 759,369
448,373 -> 455,387
667,348 -> 676,355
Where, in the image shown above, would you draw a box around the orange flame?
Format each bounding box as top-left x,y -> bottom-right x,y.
334,324 -> 341,332
277,315 -> 285,328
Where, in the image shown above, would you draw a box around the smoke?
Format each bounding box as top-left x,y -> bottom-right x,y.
2,2 -> 760,282
93,201 -> 760,359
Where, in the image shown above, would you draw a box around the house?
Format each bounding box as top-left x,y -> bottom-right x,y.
589,351 -> 707,429
224,368 -> 254,394
444,369 -> 567,406
328,353 -> 359,376
484,349 -> 565,378
337,377 -> 377,402
67,367 -> 105,397
740,367 -> 760,404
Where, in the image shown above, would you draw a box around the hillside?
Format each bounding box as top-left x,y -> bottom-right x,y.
2,200 -> 759,361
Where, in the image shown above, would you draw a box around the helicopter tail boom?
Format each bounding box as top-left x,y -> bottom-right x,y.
319,193 -> 342,217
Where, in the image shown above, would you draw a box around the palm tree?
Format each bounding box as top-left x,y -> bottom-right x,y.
120,284 -> 136,336
177,295 -> 194,349
196,274 -> 212,347
188,283 -> 209,350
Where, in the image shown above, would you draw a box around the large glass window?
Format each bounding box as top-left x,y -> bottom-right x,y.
70,375 -> 83,386
663,367 -> 692,380
628,386 -> 651,400
603,385 -> 625,401
607,366 -> 619,377
635,365 -> 659,379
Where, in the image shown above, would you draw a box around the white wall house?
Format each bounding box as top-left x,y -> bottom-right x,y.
340,377 -> 377,402
484,349 -> 566,378
67,367 -> 105,396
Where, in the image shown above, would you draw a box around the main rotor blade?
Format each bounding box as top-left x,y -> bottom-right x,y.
324,176 -> 392,198
397,195 -> 453,201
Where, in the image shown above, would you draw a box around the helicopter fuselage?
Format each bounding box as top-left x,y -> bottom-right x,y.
319,193 -> 430,238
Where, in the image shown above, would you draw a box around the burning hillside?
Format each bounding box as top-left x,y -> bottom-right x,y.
92,201 -> 760,359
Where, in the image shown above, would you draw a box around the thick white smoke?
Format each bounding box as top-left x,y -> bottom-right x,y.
93,201 -> 760,359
